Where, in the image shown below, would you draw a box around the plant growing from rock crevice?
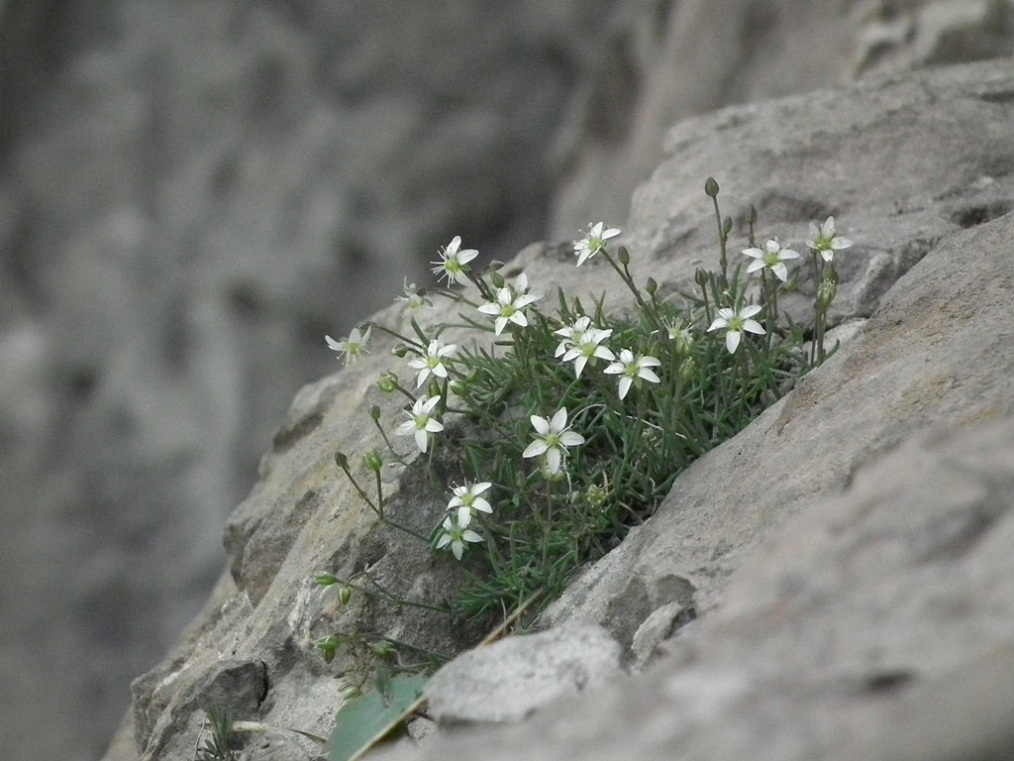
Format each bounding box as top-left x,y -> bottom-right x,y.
315,178 -> 853,758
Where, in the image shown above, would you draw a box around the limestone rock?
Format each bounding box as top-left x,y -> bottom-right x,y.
107,57 -> 1014,761
424,624 -> 624,724
549,0 -> 1014,238
3,1 -> 1008,758
0,2 -> 628,758
372,411 -> 1014,761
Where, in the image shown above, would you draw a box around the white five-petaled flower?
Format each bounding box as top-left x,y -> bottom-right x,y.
707,304 -> 766,354
742,238 -> 800,282
407,338 -> 458,388
603,349 -> 661,400
447,481 -> 493,526
554,315 -> 592,358
325,325 -> 371,366
560,326 -> 615,378
522,407 -> 585,475
396,395 -> 444,453
477,272 -> 542,334
431,235 -> 479,285
435,513 -> 483,560
806,216 -> 853,263
574,222 -> 621,266
397,279 -> 432,312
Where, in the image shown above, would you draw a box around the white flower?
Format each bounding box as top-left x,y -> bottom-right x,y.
435,513 -> 483,560
742,238 -> 800,282
431,235 -> 479,285
806,216 -> 853,263
560,326 -> 615,378
396,395 -> 444,452
574,222 -> 621,266
603,349 -> 661,400
661,319 -> 695,356
553,315 -> 592,358
407,338 -> 458,388
448,481 -> 493,525
707,304 -> 766,354
325,325 -> 371,365
477,272 -> 542,334
522,407 -> 585,475
397,279 -> 431,312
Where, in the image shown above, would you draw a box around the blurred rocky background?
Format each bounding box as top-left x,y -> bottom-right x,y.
0,1 -> 1009,760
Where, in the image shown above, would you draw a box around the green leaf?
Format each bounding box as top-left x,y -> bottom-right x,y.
329,673 -> 429,761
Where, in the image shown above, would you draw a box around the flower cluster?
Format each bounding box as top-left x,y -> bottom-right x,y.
320,193 -> 853,629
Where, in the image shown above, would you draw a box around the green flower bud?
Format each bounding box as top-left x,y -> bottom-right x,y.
377,372 -> 399,394
694,268 -> 709,287
617,246 -> 630,266
334,451 -> 349,470
704,176 -> 720,198
645,277 -> 658,295
314,572 -> 339,587
586,484 -> 608,508
339,683 -> 362,700
490,270 -> 505,289
363,450 -> 383,472
722,215 -> 733,236
369,405 -> 382,421
817,277 -> 838,310
369,640 -> 394,658
391,344 -> 409,358
680,357 -> 697,382
338,586 -> 353,607
316,635 -> 342,663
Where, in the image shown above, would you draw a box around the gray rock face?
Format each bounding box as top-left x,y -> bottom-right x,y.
376,413 -> 1014,761
105,57 -> 1014,761
550,0 -> 1014,238
0,2 -> 625,759
425,624 -> 624,724
1,2 -> 1010,760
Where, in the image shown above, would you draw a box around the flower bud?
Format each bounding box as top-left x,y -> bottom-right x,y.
617,246 -> 630,266
369,405 -> 382,421
339,683 -> 362,700
645,277 -> 658,295
694,268 -> 710,287
749,205 -> 758,225
722,215 -> 733,236
391,344 -> 409,358
377,372 -> 399,394
369,640 -> 394,658
817,277 -> 837,310
334,451 -> 349,470
363,450 -> 383,473
680,357 -> 697,382
704,176 -> 720,198
338,586 -> 353,606
490,270 -> 505,289
316,635 -> 342,664
586,484 -> 608,508
314,572 -> 339,587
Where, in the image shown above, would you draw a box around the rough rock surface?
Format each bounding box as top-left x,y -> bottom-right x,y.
0,2 -> 625,759
424,623 -> 624,724
2,2 -> 1011,759
104,57 -> 1014,761
550,0 -> 1014,237
376,413 -> 1014,761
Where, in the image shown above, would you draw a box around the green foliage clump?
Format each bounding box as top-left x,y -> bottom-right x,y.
315,178 -> 854,758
